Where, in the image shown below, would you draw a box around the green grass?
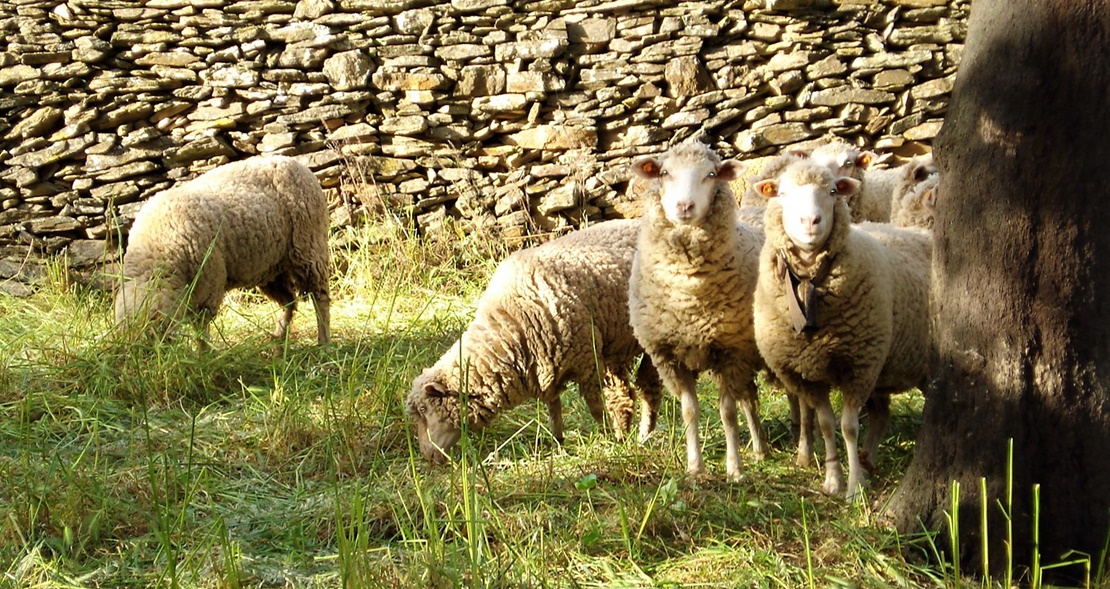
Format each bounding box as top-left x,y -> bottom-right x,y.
0,219 -> 1095,588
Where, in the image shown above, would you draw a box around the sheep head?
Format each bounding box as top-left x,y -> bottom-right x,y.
808,141 -> 875,180
406,368 -> 464,464
632,141 -> 742,226
755,161 -> 860,252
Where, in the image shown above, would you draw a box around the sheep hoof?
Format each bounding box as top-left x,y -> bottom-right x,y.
859,451 -> 876,474
822,476 -> 844,497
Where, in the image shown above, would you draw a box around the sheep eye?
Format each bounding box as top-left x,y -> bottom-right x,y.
829,187 -> 838,195
419,405 -> 427,414
844,161 -> 853,167
660,169 -> 669,176
707,171 -> 716,178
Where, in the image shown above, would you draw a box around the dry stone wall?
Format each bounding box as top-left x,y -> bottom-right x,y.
0,0 -> 966,294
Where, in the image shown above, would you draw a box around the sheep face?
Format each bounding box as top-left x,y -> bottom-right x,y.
632,150 -> 741,226
406,376 -> 463,464
809,142 -> 873,179
756,164 -> 860,251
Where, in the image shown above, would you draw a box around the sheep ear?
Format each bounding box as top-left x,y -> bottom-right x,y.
912,163 -> 934,183
855,151 -> 876,169
424,381 -> 450,397
922,188 -> 937,210
753,179 -> 779,198
716,159 -> 743,182
787,149 -> 811,159
833,177 -> 861,196
631,157 -> 663,179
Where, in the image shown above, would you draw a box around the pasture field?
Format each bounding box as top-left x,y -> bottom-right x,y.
0,219 -> 1076,588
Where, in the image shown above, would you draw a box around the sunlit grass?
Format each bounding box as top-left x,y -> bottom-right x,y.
0,217 -> 1101,588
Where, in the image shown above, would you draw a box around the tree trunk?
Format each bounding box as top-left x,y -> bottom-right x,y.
887,0 -> 1110,581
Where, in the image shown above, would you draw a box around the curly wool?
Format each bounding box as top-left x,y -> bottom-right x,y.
890,155 -> 939,229
632,177 -> 763,376
755,195 -> 931,398
754,163 -> 931,497
629,141 -> 768,478
407,219 -> 660,439
115,155 -> 331,343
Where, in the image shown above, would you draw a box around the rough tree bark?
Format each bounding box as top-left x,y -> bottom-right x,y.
887,0 -> 1110,581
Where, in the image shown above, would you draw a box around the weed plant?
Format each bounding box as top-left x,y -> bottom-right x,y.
0,216 -> 1103,588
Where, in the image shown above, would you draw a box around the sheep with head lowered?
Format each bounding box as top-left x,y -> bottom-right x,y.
752,159 -> 931,500
115,155 -> 331,345
406,219 -> 663,464
629,140 -> 769,481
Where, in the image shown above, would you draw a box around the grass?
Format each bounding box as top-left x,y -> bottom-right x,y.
0,217 -> 1100,588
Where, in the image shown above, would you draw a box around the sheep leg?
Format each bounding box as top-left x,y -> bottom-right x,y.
658,363 -> 703,476
634,357 -> 663,443
546,398 -> 565,444
788,393 -> 802,442
778,371 -> 817,467
796,397 -> 816,468
260,278 -> 297,340
841,396 -> 867,501
860,393 -> 892,475
740,382 -> 768,462
310,290 -> 331,345
813,396 -> 844,496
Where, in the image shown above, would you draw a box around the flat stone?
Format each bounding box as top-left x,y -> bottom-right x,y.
506,125 -> 597,150
851,49 -> 934,71
28,216 -> 82,233
8,107 -> 63,140
6,135 -> 96,168
0,65 -> 40,87
372,70 -> 450,91
474,94 -> 529,113
809,86 -> 897,106
379,115 -> 428,136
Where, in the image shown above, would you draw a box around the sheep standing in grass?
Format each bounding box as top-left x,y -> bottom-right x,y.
752,160 -> 931,500
629,140 -> 769,481
115,155 -> 331,345
406,219 -> 663,464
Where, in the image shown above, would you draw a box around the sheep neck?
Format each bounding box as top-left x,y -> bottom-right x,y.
767,197 -> 852,334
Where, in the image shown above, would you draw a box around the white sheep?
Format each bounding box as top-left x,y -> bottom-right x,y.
891,155 -> 939,229
406,219 -> 663,464
628,140 -> 769,481
115,155 -> 331,345
752,159 -> 931,500
807,139 -> 907,224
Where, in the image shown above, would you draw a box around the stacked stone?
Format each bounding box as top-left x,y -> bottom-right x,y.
0,0 -> 966,294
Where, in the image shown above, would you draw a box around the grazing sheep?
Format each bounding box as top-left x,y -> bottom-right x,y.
406,219 -> 663,464
629,140 -> 769,481
115,155 -> 331,345
891,156 -> 939,229
752,159 -> 931,500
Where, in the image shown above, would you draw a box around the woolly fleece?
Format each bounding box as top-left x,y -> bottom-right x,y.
629,141 -> 768,480
407,219 -> 662,463
115,155 -> 331,344
753,160 -> 931,498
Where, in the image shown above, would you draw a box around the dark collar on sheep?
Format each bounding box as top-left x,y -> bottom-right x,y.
776,249 -> 836,334
767,198 -> 851,335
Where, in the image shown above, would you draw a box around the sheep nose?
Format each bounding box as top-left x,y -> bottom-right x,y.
677,201 -> 694,214
801,215 -> 822,229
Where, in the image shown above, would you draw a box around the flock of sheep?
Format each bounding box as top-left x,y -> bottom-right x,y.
113,137 -> 941,501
